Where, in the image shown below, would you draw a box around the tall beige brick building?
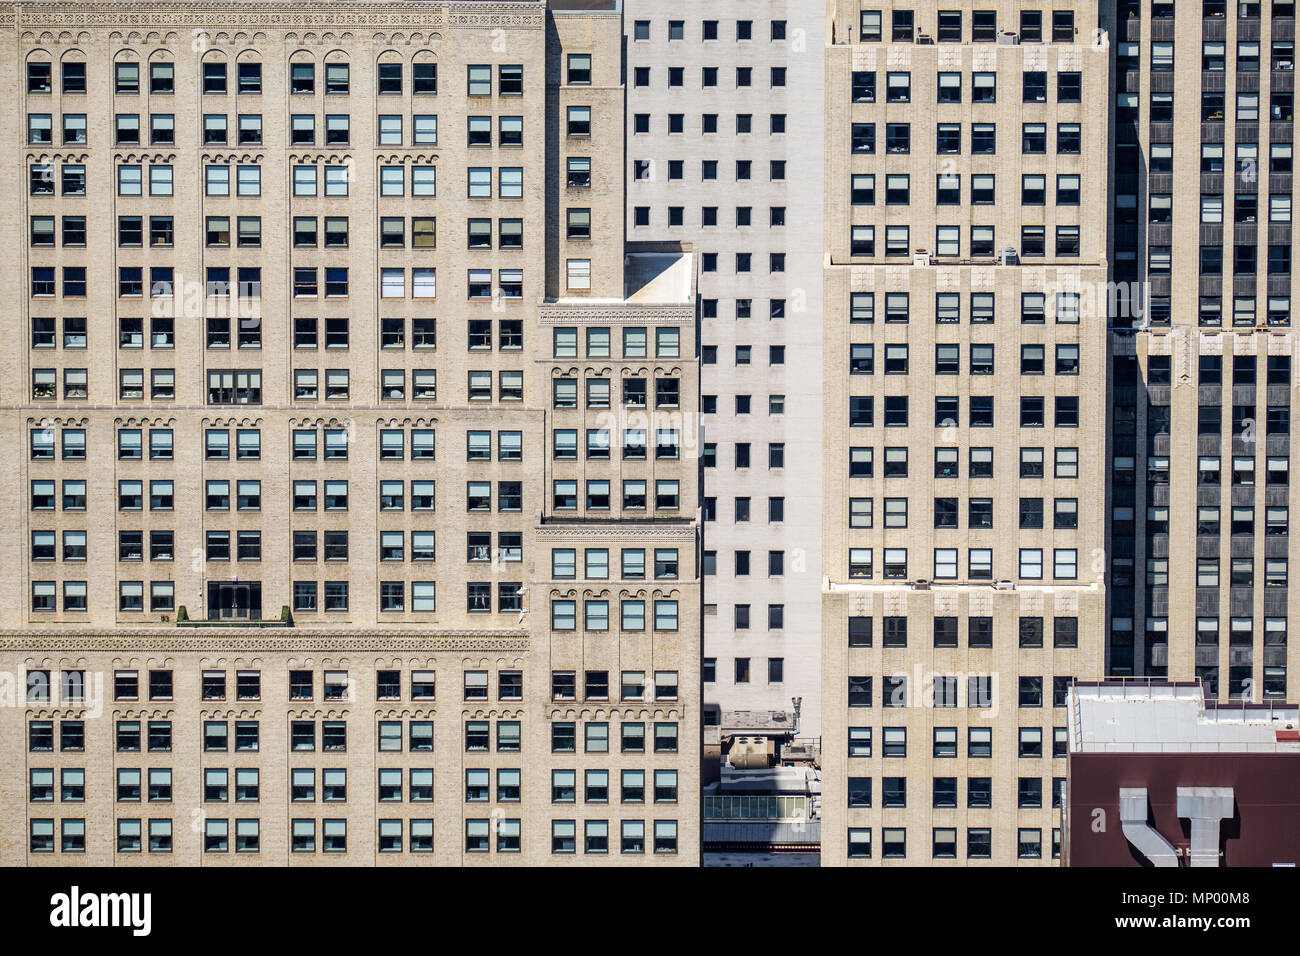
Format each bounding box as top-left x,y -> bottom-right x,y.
820,0 -> 1110,865
8,0 -> 1299,872
0,0 -> 701,865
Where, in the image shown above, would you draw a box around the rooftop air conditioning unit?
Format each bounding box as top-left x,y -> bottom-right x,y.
998,30 -> 1019,45
917,33 -> 934,44
913,249 -> 931,267
1000,246 -> 1019,266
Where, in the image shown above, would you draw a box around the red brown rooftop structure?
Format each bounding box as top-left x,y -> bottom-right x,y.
1066,681 -> 1300,867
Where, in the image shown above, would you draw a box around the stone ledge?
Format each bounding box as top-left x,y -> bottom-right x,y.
0,628 -> 530,653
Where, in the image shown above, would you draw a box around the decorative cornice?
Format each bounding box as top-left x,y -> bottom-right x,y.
0,628 -> 530,654
25,151 -> 90,163
461,707 -> 524,719
374,152 -> 440,165
545,585 -> 684,599
375,706 -> 435,719
285,707 -> 349,719
538,306 -> 695,326
536,523 -> 696,540
284,152 -> 352,165
549,706 -> 684,721
8,2 -> 546,32
112,415 -> 179,427
201,706 -> 262,718
198,151 -> 265,164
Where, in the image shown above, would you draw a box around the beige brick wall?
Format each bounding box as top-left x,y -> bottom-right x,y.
0,0 -> 700,866
820,0 -> 1109,865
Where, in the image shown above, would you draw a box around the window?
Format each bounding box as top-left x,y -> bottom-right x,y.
566,259 -> 590,291
567,54 -> 592,86
1022,174 -> 1046,205
566,156 -> 591,188
885,72 -> 910,104
852,71 -> 876,104
567,106 -> 591,136
937,72 -> 961,104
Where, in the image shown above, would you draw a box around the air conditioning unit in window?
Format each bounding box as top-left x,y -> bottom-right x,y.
1000,246 -> 1019,266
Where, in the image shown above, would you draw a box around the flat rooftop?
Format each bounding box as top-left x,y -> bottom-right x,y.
720,709 -> 795,733
710,766 -> 821,796
1068,681 -> 1300,754
623,250 -> 694,304
543,245 -> 695,310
